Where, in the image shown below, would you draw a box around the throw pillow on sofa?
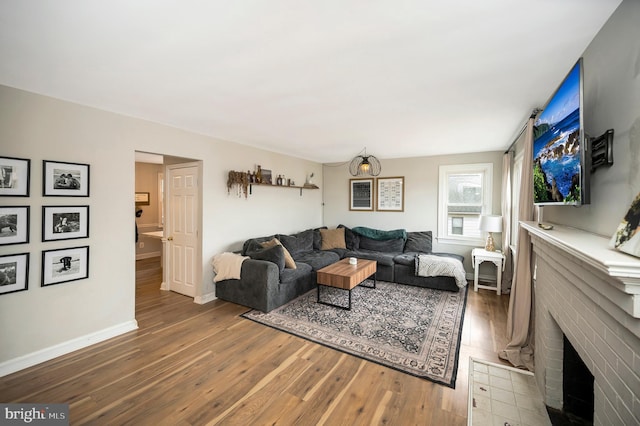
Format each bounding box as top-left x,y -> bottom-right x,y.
320,227 -> 346,250
338,224 -> 360,249
277,230 -> 314,255
250,244 -> 286,272
404,231 -> 433,253
261,238 -> 296,269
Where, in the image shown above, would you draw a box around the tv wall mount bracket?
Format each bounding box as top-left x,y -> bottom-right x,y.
589,129 -> 614,172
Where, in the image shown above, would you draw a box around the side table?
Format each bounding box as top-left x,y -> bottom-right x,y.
472,248 -> 505,295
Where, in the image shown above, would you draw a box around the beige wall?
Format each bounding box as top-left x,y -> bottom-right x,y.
543,0 -> 640,236
0,85 -> 323,371
322,151 -> 504,272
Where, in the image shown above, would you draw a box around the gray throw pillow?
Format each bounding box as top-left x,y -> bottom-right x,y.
404,231 -> 433,253
277,229 -> 314,255
250,244 -> 285,272
338,224 -> 360,249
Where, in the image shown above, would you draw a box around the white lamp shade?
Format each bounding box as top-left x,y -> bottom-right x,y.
479,215 -> 503,233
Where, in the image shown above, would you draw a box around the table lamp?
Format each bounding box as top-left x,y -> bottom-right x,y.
479,215 -> 502,252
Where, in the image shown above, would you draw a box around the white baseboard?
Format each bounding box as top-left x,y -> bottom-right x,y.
195,292 -> 217,305
0,320 -> 139,377
135,251 -> 161,260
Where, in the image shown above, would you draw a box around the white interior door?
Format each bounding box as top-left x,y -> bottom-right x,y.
167,164 -> 199,297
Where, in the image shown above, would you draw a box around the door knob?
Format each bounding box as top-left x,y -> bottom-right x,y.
167,236 -> 174,241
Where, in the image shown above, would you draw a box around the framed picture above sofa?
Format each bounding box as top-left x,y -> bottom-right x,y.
376,176 -> 404,212
349,178 -> 373,211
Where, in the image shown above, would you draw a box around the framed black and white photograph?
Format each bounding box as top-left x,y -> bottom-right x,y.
349,178 -> 374,211
0,206 -> 30,246
376,176 -> 405,212
42,246 -> 89,287
43,160 -> 90,197
42,205 -> 89,242
0,252 -> 29,296
0,156 -> 30,197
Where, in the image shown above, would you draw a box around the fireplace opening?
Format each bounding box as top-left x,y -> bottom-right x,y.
548,335 -> 595,425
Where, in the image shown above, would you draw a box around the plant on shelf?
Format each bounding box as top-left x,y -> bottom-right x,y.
227,170 -> 249,198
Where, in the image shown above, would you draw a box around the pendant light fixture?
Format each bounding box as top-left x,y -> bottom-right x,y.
349,148 -> 381,176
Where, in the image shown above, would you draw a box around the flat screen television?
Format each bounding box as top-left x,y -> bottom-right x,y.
533,58 -> 589,205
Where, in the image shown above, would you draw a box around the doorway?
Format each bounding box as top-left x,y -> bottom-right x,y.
135,151 -> 203,300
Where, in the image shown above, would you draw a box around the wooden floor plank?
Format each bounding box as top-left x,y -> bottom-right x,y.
0,257 -> 512,425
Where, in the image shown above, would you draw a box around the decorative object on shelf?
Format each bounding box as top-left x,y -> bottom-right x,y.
227,171 -> 249,198
42,205 -> 89,242
255,165 -> 262,183
303,173 -> 318,189
261,169 -> 272,185
0,252 -> 29,295
376,176 -> 404,212
349,178 -> 374,211
349,147 -> 381,177
41,245 -> 89,287
610,191 -> 640,258
43,160 -> 90,197
479,215 -> 503,252
0,206 -> 29,246
0,156 -> 30,197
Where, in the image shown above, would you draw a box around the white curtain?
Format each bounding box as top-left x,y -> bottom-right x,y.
501,151 -> 513,293
499,117 -> 537,371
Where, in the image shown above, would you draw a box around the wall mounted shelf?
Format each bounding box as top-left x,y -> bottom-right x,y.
249,183 -> 318,196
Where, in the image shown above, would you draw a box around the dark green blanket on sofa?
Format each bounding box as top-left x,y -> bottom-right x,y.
352,226 -> 407,241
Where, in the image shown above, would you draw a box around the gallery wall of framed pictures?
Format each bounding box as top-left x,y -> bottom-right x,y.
349,176 -> 405,212
0,156 -> 91,296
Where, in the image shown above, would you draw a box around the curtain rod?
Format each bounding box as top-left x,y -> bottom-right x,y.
504,108 -> 542,154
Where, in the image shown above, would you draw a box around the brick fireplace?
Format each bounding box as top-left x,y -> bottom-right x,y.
522,222 -> 640,426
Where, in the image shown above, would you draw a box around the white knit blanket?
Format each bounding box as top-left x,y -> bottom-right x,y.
415,254 -> 467,288
211,252 -> 248,283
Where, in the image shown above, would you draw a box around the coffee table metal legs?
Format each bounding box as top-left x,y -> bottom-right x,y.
316,273 -> 376,310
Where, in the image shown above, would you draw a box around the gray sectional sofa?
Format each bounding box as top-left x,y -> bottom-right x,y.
215,226 -> 464,312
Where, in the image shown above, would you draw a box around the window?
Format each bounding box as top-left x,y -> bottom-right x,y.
438,163 -> 493,246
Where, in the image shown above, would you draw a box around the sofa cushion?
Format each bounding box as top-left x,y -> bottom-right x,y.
345,249 -> 397,267
294,250 -> 340,271
277,230 -> 314,256
338,224 -> 360,249
242,235 -> 275,255
358,235 -> 405,252
312,227 -> 327,250
279,262 -> 313,284
250,244 -> 285,272
261,238 -> 296,269
404,231 -> 432,253
393,252 -> 417,266
320,227 -> 346,250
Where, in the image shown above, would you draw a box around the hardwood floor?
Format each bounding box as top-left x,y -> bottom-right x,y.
1,257 -> 511,425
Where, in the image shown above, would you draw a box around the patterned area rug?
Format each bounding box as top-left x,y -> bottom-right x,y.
241,280 -> 468,388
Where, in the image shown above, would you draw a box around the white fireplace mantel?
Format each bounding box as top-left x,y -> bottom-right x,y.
521,221 -> 640,318
522,221 -> 640,425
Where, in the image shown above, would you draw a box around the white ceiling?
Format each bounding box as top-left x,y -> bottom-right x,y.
0,1 -> 622,163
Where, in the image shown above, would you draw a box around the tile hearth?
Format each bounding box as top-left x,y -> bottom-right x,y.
468,358 -> 551,426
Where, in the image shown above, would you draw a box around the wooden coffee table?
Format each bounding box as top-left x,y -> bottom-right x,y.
316,258 -> 377,310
